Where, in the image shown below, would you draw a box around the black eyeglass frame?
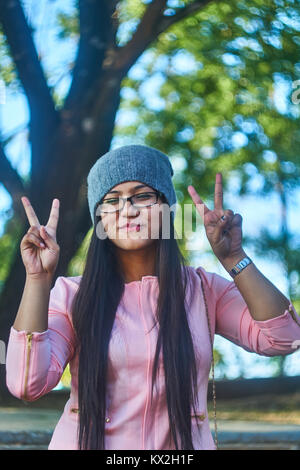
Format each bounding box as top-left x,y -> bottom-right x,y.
97,190 -> 164,214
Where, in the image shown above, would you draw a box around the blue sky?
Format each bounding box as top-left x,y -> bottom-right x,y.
1,0 -> 300,379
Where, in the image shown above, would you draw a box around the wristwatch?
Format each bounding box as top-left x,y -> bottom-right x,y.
229,256 -> 252,279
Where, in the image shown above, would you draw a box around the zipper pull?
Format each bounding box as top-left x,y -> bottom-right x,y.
23,332 -> 34,400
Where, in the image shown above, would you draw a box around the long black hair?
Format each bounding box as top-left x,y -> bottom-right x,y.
71,195 -> 202,449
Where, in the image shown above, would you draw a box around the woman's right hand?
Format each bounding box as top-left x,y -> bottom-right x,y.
20,197 -> 60,279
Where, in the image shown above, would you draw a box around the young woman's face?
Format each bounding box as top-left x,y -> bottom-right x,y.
98,181 -> 164,250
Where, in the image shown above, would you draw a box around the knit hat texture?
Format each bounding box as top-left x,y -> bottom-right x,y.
87,144 -> 177,225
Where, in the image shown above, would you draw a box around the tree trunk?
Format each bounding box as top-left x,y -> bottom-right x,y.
0,71 -> 123,402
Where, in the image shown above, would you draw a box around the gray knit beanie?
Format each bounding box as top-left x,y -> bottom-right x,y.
87,144 -> 177,225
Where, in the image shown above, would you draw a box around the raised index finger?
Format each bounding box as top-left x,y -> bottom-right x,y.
187,185 -> 210,219
46,199 -> 60,232
214,173 -> 223,211
21,197 -> 41,227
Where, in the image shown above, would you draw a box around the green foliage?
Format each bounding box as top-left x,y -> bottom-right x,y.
67,228 -> 93,277
116,0 -> 300,206
118,0 -> 148,23
0,233 -> 15,295
56,10 -> 79,39
212,347 -> 228,379
115,0 -> 300,288
0,218 -> 25,296
61,363 -> 71,388
114,0 -> 300,379
0,31 -> 19,89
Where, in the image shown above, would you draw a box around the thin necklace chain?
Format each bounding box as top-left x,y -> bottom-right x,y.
197,270 -> 218,450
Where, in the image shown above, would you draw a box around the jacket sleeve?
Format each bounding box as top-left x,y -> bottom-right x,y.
196,266 -> 300,357
6,276 -> 76,401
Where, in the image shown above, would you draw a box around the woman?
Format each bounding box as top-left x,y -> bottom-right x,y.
6,144 -> 300,450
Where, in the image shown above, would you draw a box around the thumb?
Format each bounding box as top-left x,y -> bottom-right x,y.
214,214 -> 232,240
40,226 -> 58,253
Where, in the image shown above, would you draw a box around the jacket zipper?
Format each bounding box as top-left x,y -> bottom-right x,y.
23,332 -> 33,400
70,407 -> 111,423
288,305 -> 300,326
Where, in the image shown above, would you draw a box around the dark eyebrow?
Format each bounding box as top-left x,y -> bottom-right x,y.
106,184 -> 150,194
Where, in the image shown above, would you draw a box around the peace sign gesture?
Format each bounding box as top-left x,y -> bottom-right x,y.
188,173 -> 244,262
20,197 -> 60,279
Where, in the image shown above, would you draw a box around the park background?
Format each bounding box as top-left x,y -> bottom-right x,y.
0,0 -> 300,449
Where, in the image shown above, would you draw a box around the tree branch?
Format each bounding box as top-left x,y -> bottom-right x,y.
115,0 -> 213,75
0,0 -> 56,119
0,142 -> 26,205
104,0 -> 120,49
115,0 -> 167,72
155,0 -> 214,36
64,0 -> 112,110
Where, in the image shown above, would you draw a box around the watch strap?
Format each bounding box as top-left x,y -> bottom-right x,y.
229,256 -> 252,279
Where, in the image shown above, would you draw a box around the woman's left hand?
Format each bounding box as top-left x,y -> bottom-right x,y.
187,173 -> 244,262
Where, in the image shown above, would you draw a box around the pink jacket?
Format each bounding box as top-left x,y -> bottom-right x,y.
5,265 -> 300,450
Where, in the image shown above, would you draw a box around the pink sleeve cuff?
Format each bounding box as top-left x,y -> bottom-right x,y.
10,325 -> 49,341
254,303 -> 300,329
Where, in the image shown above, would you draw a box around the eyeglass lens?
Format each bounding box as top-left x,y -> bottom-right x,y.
99,192 -> 158,213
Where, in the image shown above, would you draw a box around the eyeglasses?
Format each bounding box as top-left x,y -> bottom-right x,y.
97,191 -> 163,214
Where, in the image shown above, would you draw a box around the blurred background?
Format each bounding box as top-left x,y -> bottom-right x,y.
0,0 -> 300,449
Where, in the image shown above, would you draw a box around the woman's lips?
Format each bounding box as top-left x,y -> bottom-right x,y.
119,224 -> 141,232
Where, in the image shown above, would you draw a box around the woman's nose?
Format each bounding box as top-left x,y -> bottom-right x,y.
121,199 -> 139,215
